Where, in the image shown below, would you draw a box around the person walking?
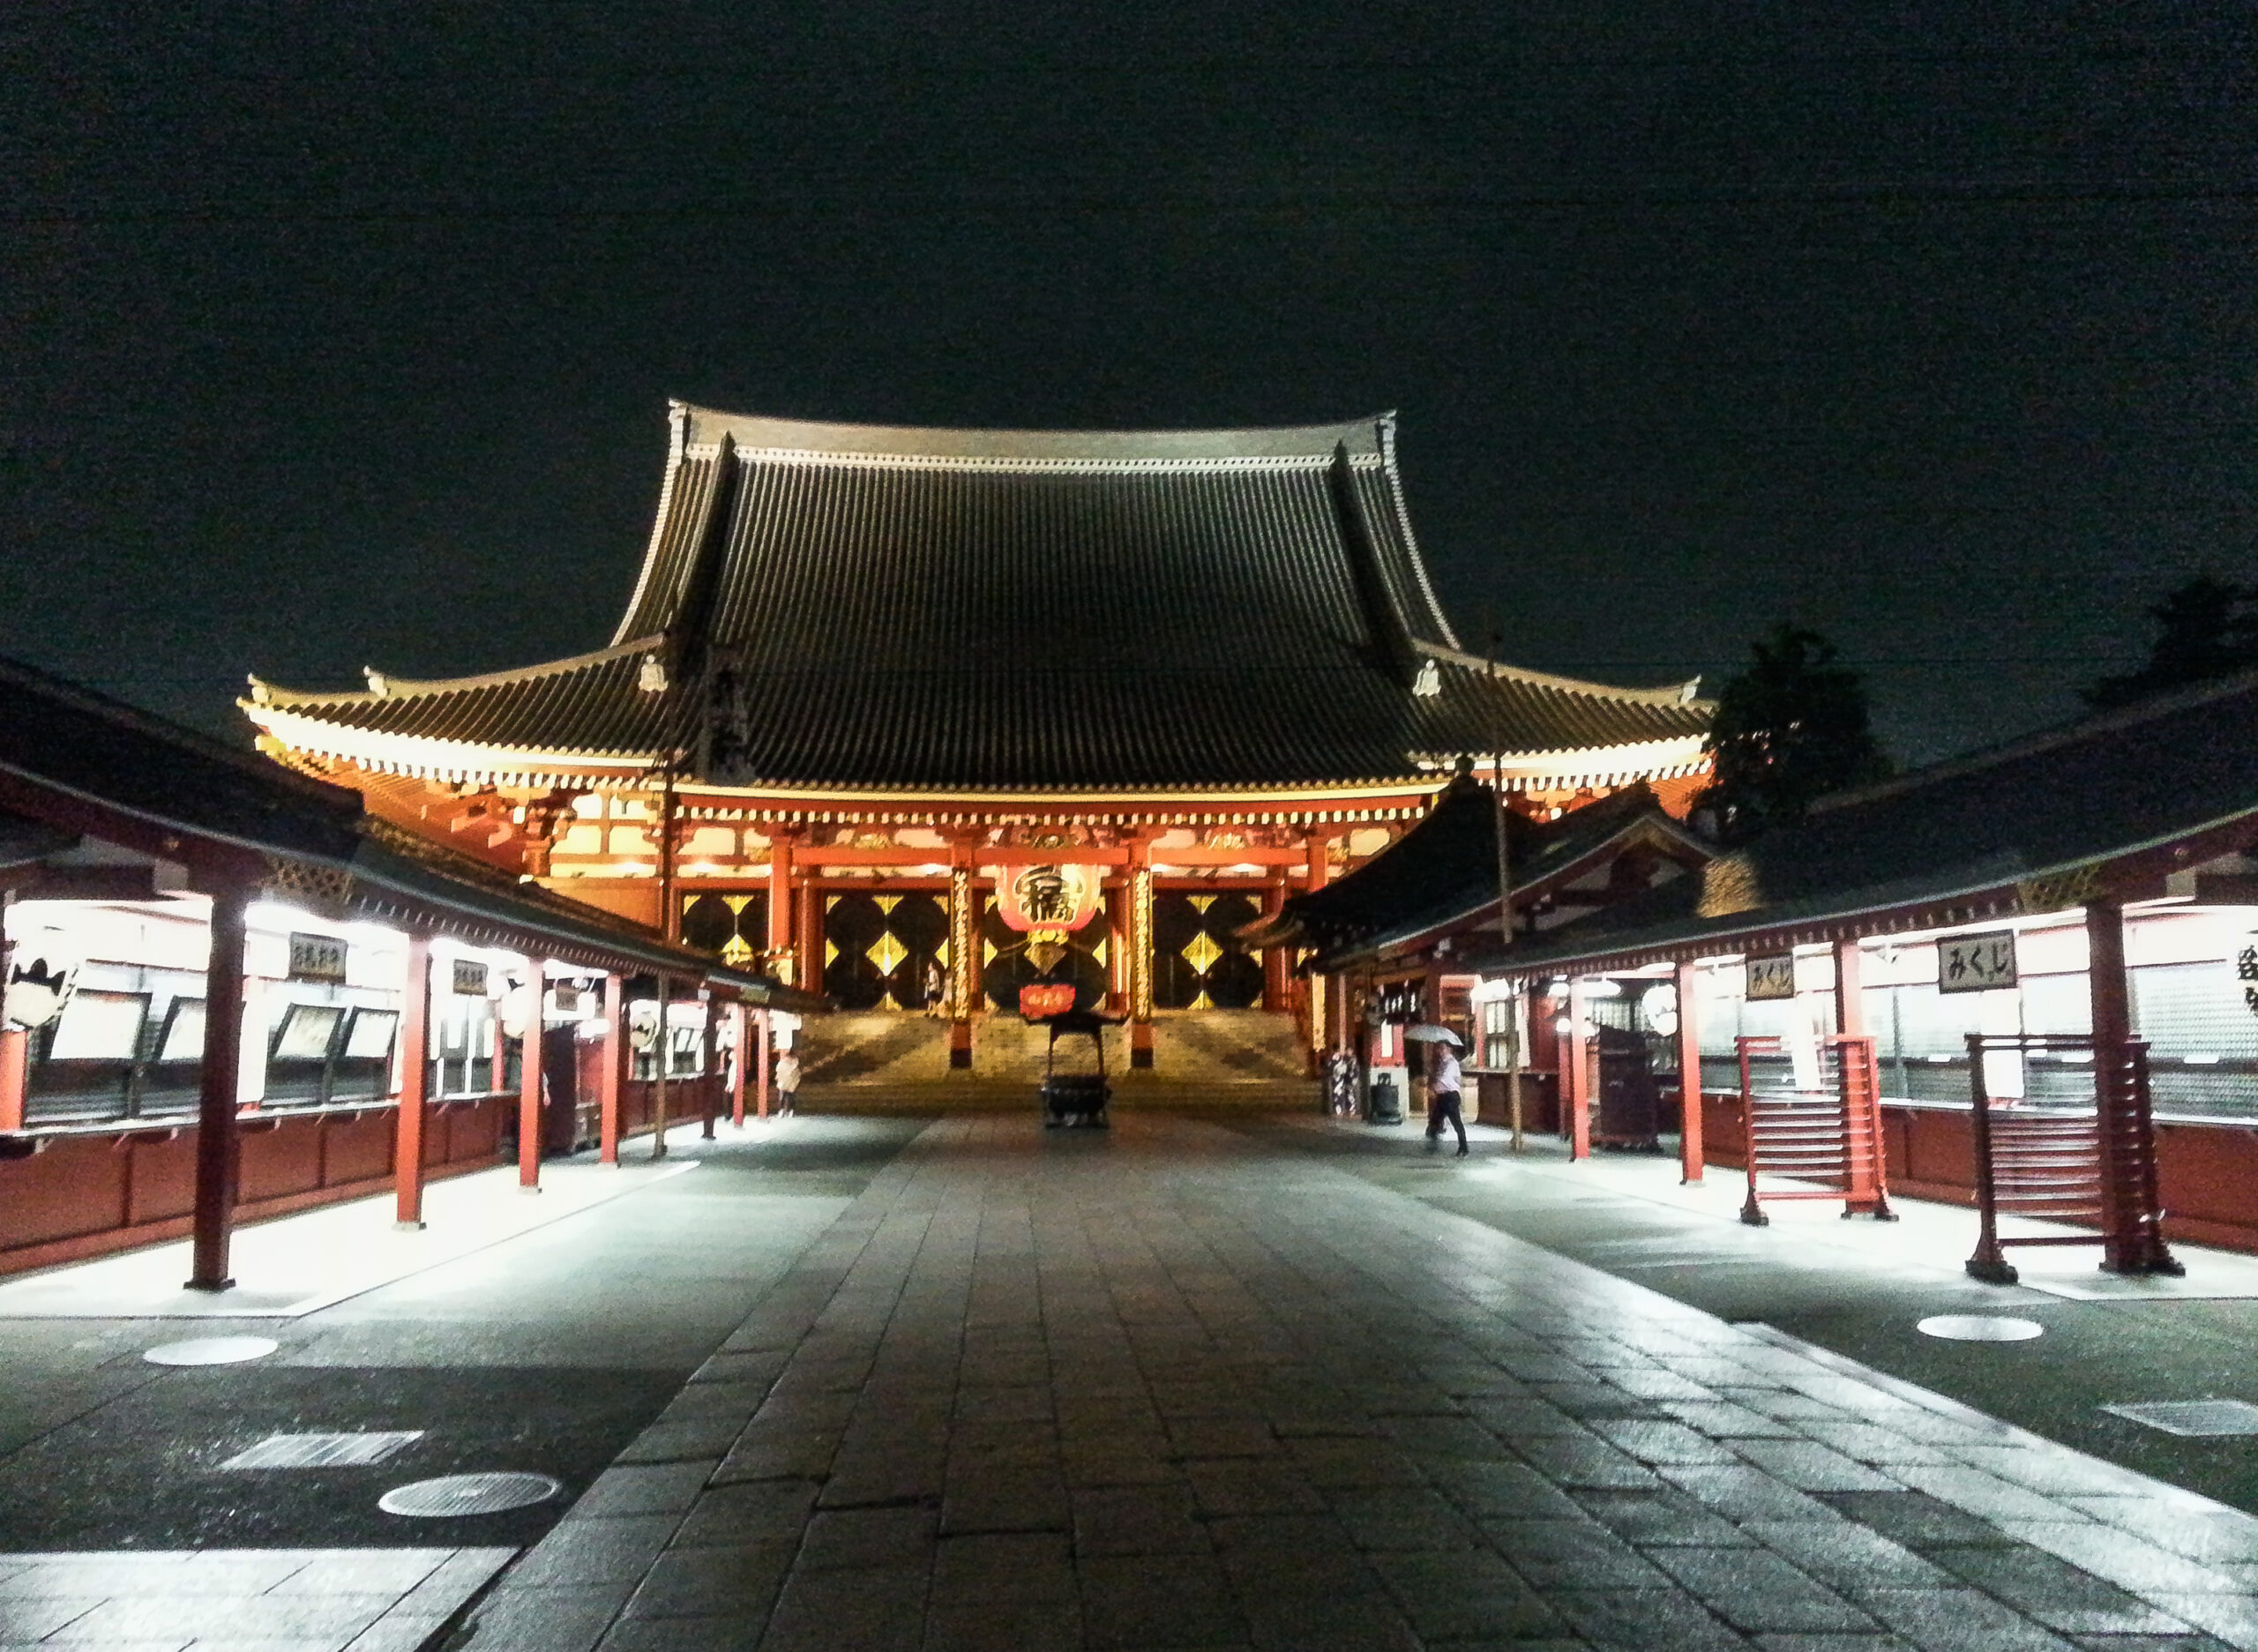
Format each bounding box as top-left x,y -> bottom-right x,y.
1424,1035 -> 1468,1156
773,1048 -> 801,1117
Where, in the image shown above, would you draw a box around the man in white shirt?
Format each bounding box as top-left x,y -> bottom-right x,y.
1424,1039 -> 1468,1157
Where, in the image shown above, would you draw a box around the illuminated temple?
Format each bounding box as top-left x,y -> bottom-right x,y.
244,404 -> 1713,1068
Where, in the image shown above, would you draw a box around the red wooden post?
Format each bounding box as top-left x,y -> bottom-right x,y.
699,994 -> 718,1140
187,882 -> 251,1290
729,1001 -> 748,1126
517,961 -> 543,1192
0,1028 -> 26,1132
600,971 -> 624,1165
651,976 -> 672,1159
766,833 -> 795,967
393,932 -> 432,1230
1262,873 -> 1290,1013
1566,977 -> 1591,1160
1675,959 -> 1704,1185
2086,899 -> 2180,1275
1833,938 -> 1865,1035
755,1008 -> 773,1119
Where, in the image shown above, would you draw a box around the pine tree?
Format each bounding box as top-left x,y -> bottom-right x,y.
1694,625 -> 1891,845
2084,576 -> 2258,711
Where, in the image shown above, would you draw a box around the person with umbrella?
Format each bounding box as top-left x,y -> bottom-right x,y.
1407,1025 -> 1468,1157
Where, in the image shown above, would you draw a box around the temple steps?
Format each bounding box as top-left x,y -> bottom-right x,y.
794,1007 -> 1316,1113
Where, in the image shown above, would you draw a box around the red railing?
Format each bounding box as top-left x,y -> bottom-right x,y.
1734,1033 -> 1894,1225
1964,1034 -> 2181,1282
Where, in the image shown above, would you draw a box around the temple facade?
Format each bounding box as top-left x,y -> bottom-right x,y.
244,404 -> 1713,1068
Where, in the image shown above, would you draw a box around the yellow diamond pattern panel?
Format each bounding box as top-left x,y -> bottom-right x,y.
874,895 -> 901,916
825,939 -> 839,967
868,932 -> 908,976
1182,931 -> 1222,976
722,935 -> 754,968
1188,894 -> 1216,914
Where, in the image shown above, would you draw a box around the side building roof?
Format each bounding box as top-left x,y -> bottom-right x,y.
0,655 -> 821,1005
248,405 -> 1710,794
1468,671 -> 2258,977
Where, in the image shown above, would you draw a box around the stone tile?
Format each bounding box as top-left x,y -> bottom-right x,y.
1327,1484 -> 1483,1551
1655,1462 -> 1846,1522
1662,1400 -> 1813,1439
505,1516 -> 682,1588
597,1614 -> 760,1651
923,1589 -> 1083,1652
0,1595 -> 106,1641
929,1534 -> 1079,1603
263,1551 -> 447,1596
758,1561 -> 928,1652
459,1584 -> 632,1652
1588,1417 -> 1746,1466
1546,1585 -> 1755,1650
1574,1488 -> 1756,1546
670,1478 -> 819,1547
1366,1548 -> 1563,1641
1287,1438 -> 1427,1488
572,1460 -> 718,1518
1739,1520 -> 1956,1588
1077,1552 -> 1246,1649
797,1506 -> 938,1571
1073,1484 -> 1209,1556
1185,1456 -> 1327,1517
1427,1457 -> 1592,1521
940,1467 -> 1071,1535
1647,1546 -> 1878,1633
1993,1522 -> 2247,1599
1931,1547 -> 2193,1634
1731,1439 -> 1905,1493
1514,1431 -> 1664,1489
1851,1588 -> 2083,1652
1167,1416 -> 1279,1458
1792,1422 -> 1957,1467
1479,1518 -> 1675,1590
1818,1491 -> 2020,1549
2136,1594 -> 2258,1651
615,1417 -> 747,1465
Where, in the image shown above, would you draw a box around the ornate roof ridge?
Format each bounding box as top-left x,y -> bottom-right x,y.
245,635 -> 664,709
676,401 -> 1397,469
1413,640 -> 1708,708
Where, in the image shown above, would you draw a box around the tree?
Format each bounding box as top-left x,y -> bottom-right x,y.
2083,575 -> 2258,711
1694,624 -> 1891,845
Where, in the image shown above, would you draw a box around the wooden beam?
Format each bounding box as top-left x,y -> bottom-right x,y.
186,883 -> 251,1290
393,933 -> 432,1230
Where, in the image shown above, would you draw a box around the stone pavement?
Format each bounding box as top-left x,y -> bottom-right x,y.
0,1546 -> 512,1648
461,1111 -> 2258,1650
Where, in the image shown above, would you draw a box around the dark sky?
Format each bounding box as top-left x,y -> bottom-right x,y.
4,4 -> 2253,765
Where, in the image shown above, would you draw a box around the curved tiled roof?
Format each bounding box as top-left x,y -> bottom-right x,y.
249,405 -> 1710,792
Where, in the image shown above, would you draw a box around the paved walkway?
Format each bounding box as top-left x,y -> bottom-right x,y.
460,1112 -> 2258,1650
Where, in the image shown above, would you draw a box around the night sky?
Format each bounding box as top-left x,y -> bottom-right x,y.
4,6 -> 2253,766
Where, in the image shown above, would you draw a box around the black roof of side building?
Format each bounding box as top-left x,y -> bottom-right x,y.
247,407 -> 1712,794
0,655 -> 822,1006
1463,670 -> 2258,978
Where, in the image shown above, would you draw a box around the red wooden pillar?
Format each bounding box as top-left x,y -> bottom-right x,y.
1566,977 -> 1592,1160
0,1028 -> 26,1132
948,852 -> 976,1069
796,883 -> 820,1001
1675,959 -> 1704,1185
650,976 -> 672,1159
1833,938 -> 1865,1035
755,1008 -> 773,1119
600,970 -> 624,1165
700,995 -> 719,1140
517,961 -> 544,1192
187,881 -> 252,1290
1127,837 -> 1155,1069
766,832 -> 796,976
2086,899 -> 2179,1275
393,932 -> 433,1230
1262,873 -> 1290,1013
729,1001 -> 749,1126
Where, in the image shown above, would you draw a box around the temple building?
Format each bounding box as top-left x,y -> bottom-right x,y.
244,404 -> 1712,1069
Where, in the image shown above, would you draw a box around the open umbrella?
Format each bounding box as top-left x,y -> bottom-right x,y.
1402,1024 -> 1462,1046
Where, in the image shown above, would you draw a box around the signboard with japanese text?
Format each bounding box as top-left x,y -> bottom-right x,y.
1939,931 -> 2018,995
2237,940 -> 2258,1017
451,958 -> 490,997
287,932 -> 347,983
1745,954 -> 1797,1001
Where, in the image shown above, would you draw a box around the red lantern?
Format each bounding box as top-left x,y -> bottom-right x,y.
1019,983 -> 1076,1019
